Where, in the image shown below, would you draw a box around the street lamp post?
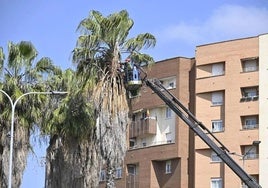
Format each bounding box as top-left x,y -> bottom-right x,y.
0,90 -> 67,188
229,140 -> 261,188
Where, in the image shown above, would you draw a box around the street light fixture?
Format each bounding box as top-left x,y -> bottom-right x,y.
0,90 -> 67,188
229,140 -> 261,187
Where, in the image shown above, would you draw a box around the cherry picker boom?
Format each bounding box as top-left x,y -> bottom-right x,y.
123,62 -> 262,188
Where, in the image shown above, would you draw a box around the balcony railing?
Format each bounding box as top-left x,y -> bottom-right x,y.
240,95 -> 259,102
242,124 -> 259,130
129,118 -> 157,138
128,139 -> 175,150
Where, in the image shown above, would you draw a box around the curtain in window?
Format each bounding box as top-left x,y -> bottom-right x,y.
212,120 -> 223,132
212,63 -> 224,76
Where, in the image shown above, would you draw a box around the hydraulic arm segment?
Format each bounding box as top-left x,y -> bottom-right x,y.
143,78 -> 262,188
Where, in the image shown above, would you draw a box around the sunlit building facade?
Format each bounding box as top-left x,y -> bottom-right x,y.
195,34 -> 268,188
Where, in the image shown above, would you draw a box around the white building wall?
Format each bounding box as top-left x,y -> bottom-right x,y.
259,33 -> 268,187
135,107 -> 176,147
157,107 -> 176,143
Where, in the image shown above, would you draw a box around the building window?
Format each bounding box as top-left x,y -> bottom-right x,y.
165,160 -> 172,174
132,114 -> 136,121
160,77 -> 176,89
129,138 -> 136,148
115,167 -> 122,179
241,115 -> 258,130
212,120 -> 224,133
165,107 -> 172,118
243,145 -> 258,159
211,151 -> 222,162
166,132 -> 172,143
127,164 -> 137,175
241,58 -> 258,72
212,62 -> 225,76
99,170 -> 106,182
211,92 -> 223,106
142,138 -> 146,147
211,178 -> 222,188
240,87 -> 258,101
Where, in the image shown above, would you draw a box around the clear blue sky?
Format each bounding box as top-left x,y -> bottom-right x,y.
1,0 -> 268,187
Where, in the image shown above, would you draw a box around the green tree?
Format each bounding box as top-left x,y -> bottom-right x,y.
75,9 -> 156,188
0,41 -> 61,188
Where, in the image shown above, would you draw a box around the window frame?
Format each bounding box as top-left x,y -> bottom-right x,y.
243,145 -> 258,160
242,115 -> 258,130
212,62 -> 225,76
127,164 -> 137,175
211,120 -> 224,133
241,57 -> 259,72
211,92 -> 223,106
165,160 -> 172,174
115,167 -> 122,179
240,86 -> 259,102
211,151 -> 222,162
165,107 -> 172,119
211,178 -> 223,188
159,76 -> 176,90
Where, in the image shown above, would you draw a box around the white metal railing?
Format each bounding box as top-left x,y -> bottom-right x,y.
242,124 -> 259,130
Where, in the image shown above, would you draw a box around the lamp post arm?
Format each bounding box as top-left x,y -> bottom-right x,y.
0,89 -> 13,107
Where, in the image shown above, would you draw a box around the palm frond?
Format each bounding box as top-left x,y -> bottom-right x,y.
18,41 -> 38,62
36,57 -> 62,75
124,33 -> 156,52
0,47 -> 4,74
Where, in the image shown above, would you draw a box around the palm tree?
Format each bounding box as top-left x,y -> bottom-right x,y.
0,41 -> 61,188
44,9 -> 156,188
44,68 -> 100,188
72,10 -> 156,187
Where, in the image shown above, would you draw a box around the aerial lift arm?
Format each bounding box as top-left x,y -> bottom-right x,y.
143,78 -> 261,188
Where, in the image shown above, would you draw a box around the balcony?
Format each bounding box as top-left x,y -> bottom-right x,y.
129,118 -> 157,138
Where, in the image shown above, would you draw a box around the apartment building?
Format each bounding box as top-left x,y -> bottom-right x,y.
112,57 -> 195,188
195,34 -> 268,188
98,34 -> 268,188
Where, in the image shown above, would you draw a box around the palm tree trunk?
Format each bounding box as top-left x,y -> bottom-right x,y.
95,75 -> 129,188
45,134 -> 100,188
0,123 -> 30,188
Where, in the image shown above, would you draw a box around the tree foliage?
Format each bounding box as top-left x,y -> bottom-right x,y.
0,41 -> 62,188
